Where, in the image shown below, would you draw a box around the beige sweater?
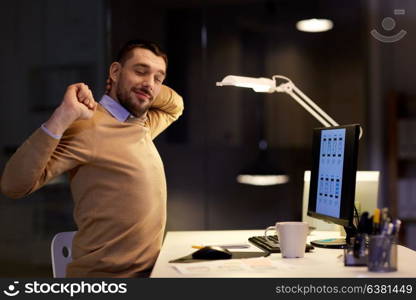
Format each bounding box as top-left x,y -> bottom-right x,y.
1,85 -> 183,277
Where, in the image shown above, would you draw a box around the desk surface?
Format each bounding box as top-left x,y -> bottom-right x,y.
151,230 -> 416,278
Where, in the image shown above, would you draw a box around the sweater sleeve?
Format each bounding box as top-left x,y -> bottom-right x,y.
147,84 -> 184,139
0,120 -> 94,199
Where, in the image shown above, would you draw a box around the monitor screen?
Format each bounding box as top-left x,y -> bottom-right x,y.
302,170 -> 380,232
307,124 -> 360,248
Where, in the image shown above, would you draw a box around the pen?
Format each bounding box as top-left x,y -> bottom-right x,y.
387,223 -> 394,235
358,212 -> 369,233
192,246 -> 204,249
373,208 -> 381,234
381,208 -> 392,234
392,219 -> 402,236
381,208 -> 389,223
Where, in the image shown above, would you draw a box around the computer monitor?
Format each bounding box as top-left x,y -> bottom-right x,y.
302,170 -> 380,232
307,124 -> 361,248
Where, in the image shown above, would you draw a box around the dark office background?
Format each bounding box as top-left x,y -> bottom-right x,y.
1,0 -> 415,276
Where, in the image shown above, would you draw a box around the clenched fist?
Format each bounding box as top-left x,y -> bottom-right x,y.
61,83 -> 97,120
43,83 -> 97,137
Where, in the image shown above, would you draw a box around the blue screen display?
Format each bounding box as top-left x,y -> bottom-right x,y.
315,128 -> 346,218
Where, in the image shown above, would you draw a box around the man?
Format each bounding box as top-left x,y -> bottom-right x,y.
0,39 -> 184,277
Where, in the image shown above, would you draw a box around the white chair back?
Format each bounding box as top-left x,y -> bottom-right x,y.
51,231 -> 76,278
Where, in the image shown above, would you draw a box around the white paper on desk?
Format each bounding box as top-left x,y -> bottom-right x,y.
171,257 -> 291,275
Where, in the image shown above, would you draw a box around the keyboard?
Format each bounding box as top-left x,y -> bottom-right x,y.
248,235 -> 314,253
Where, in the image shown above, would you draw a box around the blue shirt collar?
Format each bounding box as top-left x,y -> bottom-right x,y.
99,94 -> 131,122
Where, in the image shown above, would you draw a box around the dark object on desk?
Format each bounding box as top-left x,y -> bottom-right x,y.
191,246 -> 232,260
248,235 -> 314,253
344,248 -> 368,266
169,250 -> 268,263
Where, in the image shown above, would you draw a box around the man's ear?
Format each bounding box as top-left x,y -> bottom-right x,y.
109,62 -> 121,83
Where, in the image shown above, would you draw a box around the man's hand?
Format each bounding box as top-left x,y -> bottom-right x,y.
43,83 -> 97,137
62,83 -> 97,120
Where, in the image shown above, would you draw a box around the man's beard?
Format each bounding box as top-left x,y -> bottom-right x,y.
116,87 -> 152,118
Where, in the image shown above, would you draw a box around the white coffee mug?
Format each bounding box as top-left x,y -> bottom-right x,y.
264,221 -> 308,258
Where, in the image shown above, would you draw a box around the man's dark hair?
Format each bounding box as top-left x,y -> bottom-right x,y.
116,39 -> 168,68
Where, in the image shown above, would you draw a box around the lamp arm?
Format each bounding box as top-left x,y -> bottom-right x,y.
284,85 -> 335,127
291,84 -> 339,126
273,77 -> 363,138
274,77 -> 339,127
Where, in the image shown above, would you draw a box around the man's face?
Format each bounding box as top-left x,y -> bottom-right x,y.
110,48 -> 166,118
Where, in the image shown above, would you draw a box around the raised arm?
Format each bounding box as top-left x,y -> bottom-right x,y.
147,84 -> 184,139
0,83 -> 97,199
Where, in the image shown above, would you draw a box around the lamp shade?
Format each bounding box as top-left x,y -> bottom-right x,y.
216,75 -> 275,93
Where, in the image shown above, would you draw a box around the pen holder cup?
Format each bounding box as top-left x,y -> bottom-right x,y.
367,235 -> 397,272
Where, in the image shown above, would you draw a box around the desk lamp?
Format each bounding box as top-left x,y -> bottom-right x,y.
217,75 -> 340,127
216,75 -> 363,186
216,75 -> 363,137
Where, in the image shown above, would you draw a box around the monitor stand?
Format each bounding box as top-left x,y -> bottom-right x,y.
310,225 -> 356,249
